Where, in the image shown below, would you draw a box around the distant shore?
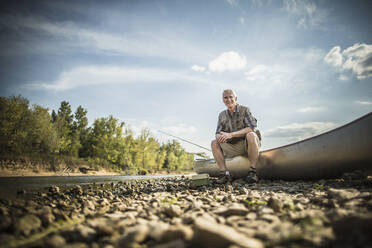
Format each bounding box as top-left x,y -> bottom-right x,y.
0,169 -> 193,177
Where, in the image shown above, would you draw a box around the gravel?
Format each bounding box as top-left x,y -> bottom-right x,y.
0,173 -> 371,248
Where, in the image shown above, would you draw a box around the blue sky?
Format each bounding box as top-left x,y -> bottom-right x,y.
1,0 -> 371,156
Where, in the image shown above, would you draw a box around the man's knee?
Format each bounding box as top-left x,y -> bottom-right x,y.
211,139 -> 220,150
246,132 -> 258,144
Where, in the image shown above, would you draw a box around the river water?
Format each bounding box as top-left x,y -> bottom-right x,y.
0,174 -> 195,196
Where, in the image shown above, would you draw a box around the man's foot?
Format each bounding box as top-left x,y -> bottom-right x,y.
245,167 -> 258,183
216,171 -> 232,184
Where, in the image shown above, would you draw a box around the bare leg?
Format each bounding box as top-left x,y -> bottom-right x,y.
211,140 -> 227,172
246,132 -> 259,169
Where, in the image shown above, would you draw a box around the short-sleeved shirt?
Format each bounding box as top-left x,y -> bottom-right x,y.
216,104 -> 257,143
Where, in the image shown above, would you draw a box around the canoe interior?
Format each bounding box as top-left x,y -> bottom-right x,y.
195,112 -> 372,180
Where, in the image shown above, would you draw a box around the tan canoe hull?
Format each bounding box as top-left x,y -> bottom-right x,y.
195,112 -> 372,180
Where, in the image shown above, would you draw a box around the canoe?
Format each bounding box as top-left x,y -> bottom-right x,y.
195,112 -> 372,180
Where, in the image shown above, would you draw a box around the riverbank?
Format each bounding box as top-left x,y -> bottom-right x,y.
0,169 -> 193,177
0,169 -> 121,177
0,174 -> 371,248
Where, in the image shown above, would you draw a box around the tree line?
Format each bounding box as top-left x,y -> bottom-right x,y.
0,95 -> 194,173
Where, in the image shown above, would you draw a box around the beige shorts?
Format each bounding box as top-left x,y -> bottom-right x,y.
219,132 -> 260,158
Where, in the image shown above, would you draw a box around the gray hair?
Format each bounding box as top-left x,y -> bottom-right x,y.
222,89 -> 237,97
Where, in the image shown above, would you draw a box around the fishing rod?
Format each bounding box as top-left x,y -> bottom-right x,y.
157,130 -> 212,152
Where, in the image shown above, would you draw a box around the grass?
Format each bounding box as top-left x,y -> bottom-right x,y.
314,183 -> 325,190
161,196 -> 179,205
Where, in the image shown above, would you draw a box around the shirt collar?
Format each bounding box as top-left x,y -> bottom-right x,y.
226,104 -> 239,116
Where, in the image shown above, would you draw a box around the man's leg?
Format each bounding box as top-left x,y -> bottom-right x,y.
245,132 -> 260,183
246,132 -> 260,168
211,140 -> 227,172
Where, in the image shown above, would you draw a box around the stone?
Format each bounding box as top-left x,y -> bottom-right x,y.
163,205 -> 182,218
153,239 -> 186,248
256,221 -> 302,242
0,234 -> 16,245
67,224 -> 96,242
327,188 -> 359,201
259,214 -> 280,223
246,212 -> 257,220
161,224 -> 194,242
192,217 -> 264,248
214,204 -> 249,217
267,197 -> 283,213
332,215 -> 372,245
45,234 -> 66,247
14,214 -> 41,236
84,200 -> 96,210
62,242 -> 89,248
0,215 -> 12,231
117,224 -> 149,247
148,221 -> 170,242
49,186 -> 60,194
257,206 -> 274,215
40,212 -> 55,227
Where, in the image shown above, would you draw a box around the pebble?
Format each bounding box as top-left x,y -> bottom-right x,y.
0,175 -> 371,247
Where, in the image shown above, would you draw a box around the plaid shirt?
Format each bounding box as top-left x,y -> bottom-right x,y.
216,104 -> 257,141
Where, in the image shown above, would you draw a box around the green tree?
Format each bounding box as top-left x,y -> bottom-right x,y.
0,95 -> 31,155
88,116 -> 126,167
27,104 -> 58,155
54,101 -> 81,156
74,106 -> 89,157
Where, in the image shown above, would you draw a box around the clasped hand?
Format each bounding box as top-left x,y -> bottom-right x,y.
217,131 -> 233,143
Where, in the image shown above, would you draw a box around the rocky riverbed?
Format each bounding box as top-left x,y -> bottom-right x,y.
0,173 -> 371,248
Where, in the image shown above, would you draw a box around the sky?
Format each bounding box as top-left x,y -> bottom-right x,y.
0,0 -> 371,157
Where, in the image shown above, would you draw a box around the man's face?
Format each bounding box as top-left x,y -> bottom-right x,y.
223,91 -> 237,109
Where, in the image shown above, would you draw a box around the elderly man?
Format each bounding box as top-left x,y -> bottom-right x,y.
211,89 -> 260,183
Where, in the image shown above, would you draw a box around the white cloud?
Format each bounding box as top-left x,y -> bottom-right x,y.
160,124 -> 197,136
26,65 -> 210,91
283,0 -> 328,29
265,121 -> 337,141
126,118 -> 197,139
126,118 -> 200,152
191,65 -> 206,72
209,51 -> 247,72
226,0 -> 238,7
245,65 -> 267,81
355,100 -> 372,105
338,74 -> 349,81
1,14 -> 211,63
297,106 -> 324,113
324,46 -> 343,67
237,48 -> 325,98
324,43 -> 372,80
342,43 -> 372,79
240,17 -> 245,24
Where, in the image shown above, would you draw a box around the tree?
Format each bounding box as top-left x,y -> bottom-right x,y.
54,101 -> 80,156
26,104 -> 58,155
0,95 -> 31,155
88,116 -> 126,166
74,106 -> 89,157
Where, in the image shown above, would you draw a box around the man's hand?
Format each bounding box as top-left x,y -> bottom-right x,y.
217,131 -> 233,143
